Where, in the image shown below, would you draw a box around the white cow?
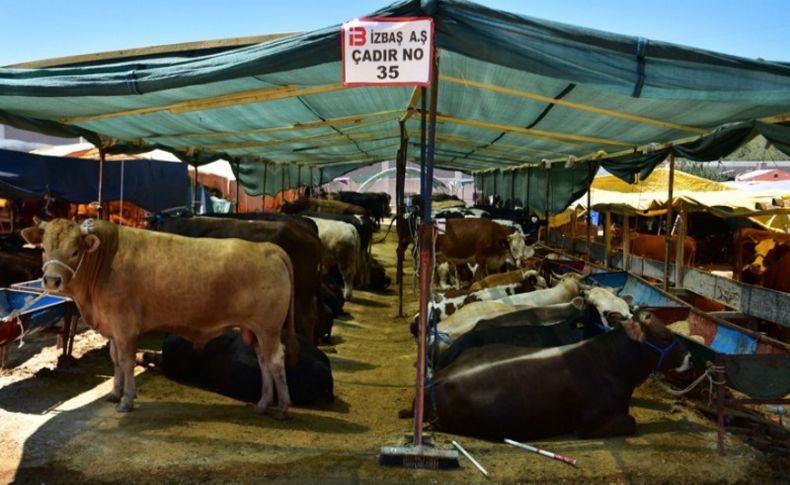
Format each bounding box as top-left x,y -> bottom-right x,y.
495,274 -> 584,307
307,217 -> 360,300
584,286 -> 634,329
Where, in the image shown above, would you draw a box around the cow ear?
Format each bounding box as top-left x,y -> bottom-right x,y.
21,226 -> 44,246
622,295 -> 634,305
623,320 -> 645,342
83,234 -> 101,253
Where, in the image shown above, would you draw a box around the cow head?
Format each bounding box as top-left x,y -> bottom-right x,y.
745,238 -> 777,275
21,218 -> 101,292
633,310 -> 692,374
583,286 -> 633,330
505,232 -> 534,266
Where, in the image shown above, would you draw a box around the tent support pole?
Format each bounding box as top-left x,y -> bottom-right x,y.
414,53 -> 439,449
604,212 -> 612,268
261,162 -> 269,211
193,163 -> 200,214
663,151 -> 675,291
235,160 -> 241,212
97,147 -> 106,220
675,209 -> 686,288
543,164 -> 551,243
510,170 -> 516,208
623,213 -> 630,272
396,121 -> 408,318
586,162 -> 592,262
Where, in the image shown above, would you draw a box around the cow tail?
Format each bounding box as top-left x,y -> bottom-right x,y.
284,253 -> 300,368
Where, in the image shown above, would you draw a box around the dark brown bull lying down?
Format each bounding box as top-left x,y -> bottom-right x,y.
428,311 -> 691,439
22,218 -> 298,418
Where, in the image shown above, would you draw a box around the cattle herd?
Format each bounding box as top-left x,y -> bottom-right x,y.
0,189 -> 786,445
406,213 -> 692,440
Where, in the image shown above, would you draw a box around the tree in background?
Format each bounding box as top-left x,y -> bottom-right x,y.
675,159 -> 728,182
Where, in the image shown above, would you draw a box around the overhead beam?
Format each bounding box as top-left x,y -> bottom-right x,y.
433,112 -> 633,148
399,87 -> 423,123
442,75 -> 708,135
61,83 -> 348,124
207,128 -> 395,151
152,109 -> 401,141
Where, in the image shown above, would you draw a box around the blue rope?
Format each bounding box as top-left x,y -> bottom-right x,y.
644,337 -> 679,371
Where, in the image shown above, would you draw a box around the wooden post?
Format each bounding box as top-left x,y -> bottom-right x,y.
623,213 -> 630,272
675,209 -> 686,288
604,212 -> 612,268
663,152 -> 676,291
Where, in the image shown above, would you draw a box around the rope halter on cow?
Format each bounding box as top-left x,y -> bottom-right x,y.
40,219 -> 95,281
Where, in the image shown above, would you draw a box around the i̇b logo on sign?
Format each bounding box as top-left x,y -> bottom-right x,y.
341,17 -> 434,87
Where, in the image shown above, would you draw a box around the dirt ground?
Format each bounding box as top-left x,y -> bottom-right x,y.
1,227 -> 788,484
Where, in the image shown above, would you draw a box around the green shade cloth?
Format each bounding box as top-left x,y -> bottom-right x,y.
1,0 -> 790,201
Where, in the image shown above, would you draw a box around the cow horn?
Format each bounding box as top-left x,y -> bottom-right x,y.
80,219 -> 96,235
36,217 -> 48,229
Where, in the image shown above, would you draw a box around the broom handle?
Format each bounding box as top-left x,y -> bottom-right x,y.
504,439 -> 578,467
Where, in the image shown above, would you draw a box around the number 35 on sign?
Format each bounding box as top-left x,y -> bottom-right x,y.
341,17 -> 434,86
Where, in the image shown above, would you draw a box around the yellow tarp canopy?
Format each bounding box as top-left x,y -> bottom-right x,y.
562,167 -> 790,232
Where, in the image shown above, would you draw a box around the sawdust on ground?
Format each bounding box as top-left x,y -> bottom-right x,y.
0,225 -> 787,484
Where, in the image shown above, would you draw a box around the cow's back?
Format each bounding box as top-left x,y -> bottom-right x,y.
155,216 -> 324,341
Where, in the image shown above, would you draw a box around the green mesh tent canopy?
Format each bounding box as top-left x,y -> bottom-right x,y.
1,0 -> 790,213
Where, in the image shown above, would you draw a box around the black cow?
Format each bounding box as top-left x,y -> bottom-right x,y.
335,191 -> 391,228
437,300 -> 605,369
153,216 -> 326,344
142,331 -> 333,406
206,211 -> 319,235
428,311 -> 691,439
368,257 -> 391,291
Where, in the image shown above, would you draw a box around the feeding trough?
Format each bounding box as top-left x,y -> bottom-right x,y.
1,282 -> 79,367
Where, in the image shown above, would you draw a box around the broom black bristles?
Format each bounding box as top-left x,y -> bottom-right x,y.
379,445 -> 460,470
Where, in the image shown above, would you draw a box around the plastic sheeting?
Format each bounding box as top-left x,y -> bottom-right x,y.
0,148 -> 187,213
570,168 -> 790,231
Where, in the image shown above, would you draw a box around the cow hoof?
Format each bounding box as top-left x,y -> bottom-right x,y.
116,402 -> 134,413
106,394 -> 121,403
254,405 -> 268,415
398,409 -> 414,419
272,409 -> 290,421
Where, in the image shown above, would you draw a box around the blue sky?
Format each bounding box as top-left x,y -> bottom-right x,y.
1,0 -> 788,66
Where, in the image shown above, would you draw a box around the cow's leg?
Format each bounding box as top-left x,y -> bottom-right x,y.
256,336 -> 291,420
340,264 -> 355,300
578,413 -> 636,438
253,355 -> 274,414
114,335 -> 139,413
107,339 -> 124,403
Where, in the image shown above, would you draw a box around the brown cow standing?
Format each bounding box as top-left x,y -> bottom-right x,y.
436,218 -> 528,281
22,219 -> 298,418
629,233 -> 696,266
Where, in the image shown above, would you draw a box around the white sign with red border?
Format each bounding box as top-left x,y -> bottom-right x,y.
341,17 -> 434,87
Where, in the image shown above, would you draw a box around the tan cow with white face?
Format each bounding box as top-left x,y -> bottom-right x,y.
22,218 -> 298,418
